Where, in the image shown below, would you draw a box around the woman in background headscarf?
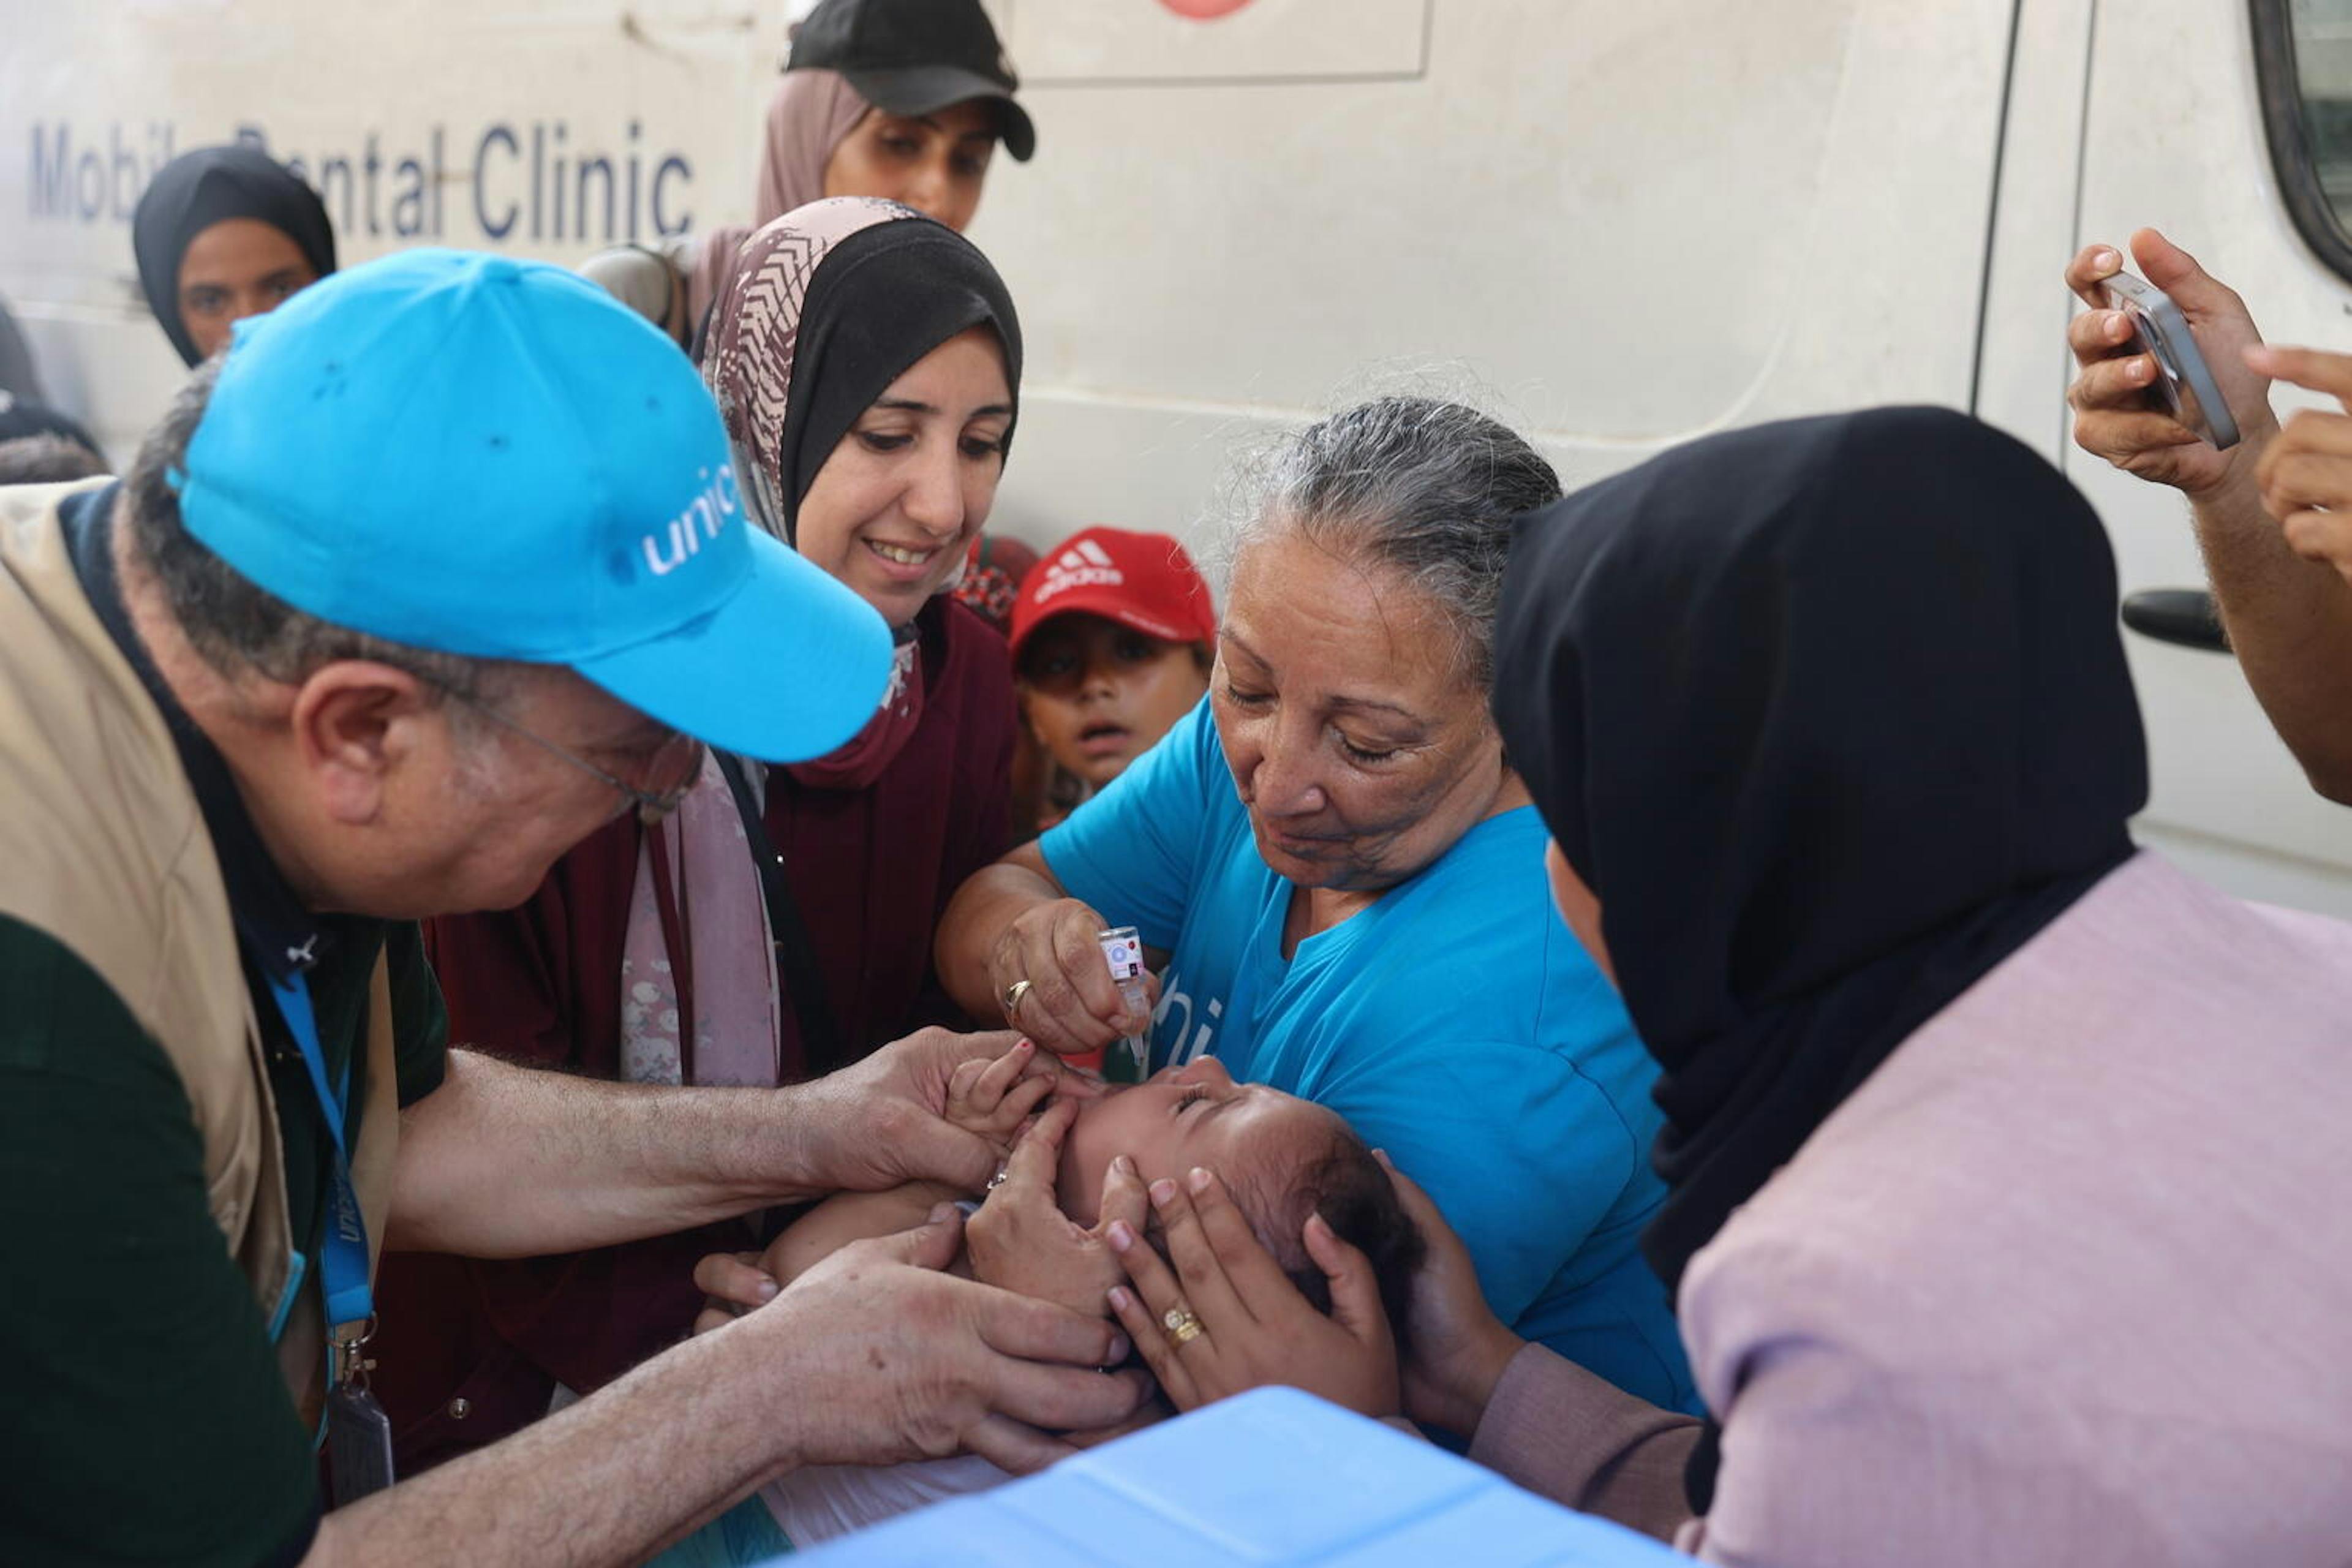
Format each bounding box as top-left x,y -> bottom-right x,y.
372,198 -> 1026,1486
131,145 -> 336,366
581,0 -> 1035,349
1136,406 -> 2352,1566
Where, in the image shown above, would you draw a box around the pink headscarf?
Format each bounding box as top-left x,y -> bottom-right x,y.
685,69 -> 874,336
617,753 -> 780,1089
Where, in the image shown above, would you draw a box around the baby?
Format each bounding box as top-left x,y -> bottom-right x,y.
737,1051 -> 1425,1550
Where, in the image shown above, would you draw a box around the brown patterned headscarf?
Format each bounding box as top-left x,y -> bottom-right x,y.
699,195 -> 1021,547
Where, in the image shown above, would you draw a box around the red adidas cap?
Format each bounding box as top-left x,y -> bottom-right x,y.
1009,526 -> 1218,660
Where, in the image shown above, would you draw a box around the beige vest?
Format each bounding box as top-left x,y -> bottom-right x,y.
0,481 -> 400,1423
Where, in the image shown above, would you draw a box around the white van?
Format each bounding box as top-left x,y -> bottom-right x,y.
6,0 -> 2346,911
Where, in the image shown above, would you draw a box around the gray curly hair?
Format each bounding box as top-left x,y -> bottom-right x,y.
1219,395 -> 1561,692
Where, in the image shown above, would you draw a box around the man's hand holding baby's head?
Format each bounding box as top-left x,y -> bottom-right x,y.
964,1098 -> 1151,1321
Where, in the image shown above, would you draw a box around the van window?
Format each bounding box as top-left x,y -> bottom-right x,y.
2256,0 -> 2352,279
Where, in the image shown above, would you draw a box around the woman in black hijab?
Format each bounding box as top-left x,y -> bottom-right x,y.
1485,403 -> 2146,1520
1373,405 -> 2352,1562
132,146 -> 336,366
1087,407 -> 2352,1562
1493,404 -> 2146,1300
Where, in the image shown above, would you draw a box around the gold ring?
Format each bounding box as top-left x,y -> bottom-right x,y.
1163,1305 -> 1205,1348
1001,979 -> 1033,1019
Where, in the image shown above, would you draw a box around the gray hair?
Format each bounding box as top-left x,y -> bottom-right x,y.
1221,396 -> 1561,691
123,358 -> 510,705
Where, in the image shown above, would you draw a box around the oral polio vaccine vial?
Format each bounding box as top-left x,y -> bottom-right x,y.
1097,926 -> 1152,1084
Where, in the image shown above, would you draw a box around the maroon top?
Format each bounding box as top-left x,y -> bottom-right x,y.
374,600 -> 1016,1471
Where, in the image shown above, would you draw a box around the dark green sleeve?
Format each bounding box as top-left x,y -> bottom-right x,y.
0,918 -> 320,1568
383,920 -> 448,1107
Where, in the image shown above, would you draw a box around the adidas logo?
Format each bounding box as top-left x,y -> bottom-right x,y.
1035,539 -> 1123,603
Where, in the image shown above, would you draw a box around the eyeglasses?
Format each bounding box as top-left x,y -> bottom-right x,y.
432,684 -> 704,826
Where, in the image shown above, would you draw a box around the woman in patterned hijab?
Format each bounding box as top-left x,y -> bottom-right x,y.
703,197 -> 1021,551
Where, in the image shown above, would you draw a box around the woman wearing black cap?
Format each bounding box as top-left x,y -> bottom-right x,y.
792,0 -> 1036,220
581,0 -> 1034,350
131,146 -> 337,367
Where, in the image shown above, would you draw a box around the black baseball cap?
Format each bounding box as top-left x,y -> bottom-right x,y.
790,0 -> 1036,162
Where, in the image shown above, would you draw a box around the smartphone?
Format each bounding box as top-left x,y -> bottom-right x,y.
2096,271 -> 2241,451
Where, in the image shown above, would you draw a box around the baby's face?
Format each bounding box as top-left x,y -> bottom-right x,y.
1055,1056 -> 1344,1226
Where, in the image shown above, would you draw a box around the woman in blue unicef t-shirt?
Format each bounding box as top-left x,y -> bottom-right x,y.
938,396 -> 1697,1416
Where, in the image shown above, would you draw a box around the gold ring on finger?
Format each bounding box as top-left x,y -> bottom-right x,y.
1163,1305 -> 1205,1349
1002,978 -> 1033,1019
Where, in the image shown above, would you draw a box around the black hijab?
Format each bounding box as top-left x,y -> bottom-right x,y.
132,146 -> 337,367
1493,403 -> 2146,1330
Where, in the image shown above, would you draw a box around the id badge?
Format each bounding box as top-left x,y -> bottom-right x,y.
325,1383 -> 396,1505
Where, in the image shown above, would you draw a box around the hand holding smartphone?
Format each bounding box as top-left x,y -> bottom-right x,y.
2095,270 -> 2242,451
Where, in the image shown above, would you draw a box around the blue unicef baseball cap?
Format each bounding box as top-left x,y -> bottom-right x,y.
172,247 -> 892,762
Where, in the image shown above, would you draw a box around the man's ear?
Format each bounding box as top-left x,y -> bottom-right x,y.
289,662 -> 438,826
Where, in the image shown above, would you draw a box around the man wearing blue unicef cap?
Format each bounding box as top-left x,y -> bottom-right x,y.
0,251 -> 1139,1567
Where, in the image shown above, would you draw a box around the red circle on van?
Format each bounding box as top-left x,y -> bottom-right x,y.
1158,0 -> 1256,17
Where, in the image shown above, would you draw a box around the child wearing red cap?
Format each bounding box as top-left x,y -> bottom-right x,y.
1009,526 -> 1216,835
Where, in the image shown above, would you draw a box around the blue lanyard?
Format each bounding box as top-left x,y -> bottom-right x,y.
265,969 -> 374,1334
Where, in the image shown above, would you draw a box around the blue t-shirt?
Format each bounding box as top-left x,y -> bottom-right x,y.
1041,701 -> 1696,1412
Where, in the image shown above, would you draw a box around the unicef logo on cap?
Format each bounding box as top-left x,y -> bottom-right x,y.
640,463 -> 744,578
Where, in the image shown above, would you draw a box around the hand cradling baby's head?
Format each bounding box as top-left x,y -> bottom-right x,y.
1057,1058 -> 1426,1347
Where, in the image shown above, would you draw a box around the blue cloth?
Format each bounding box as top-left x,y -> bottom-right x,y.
646,1492 -> 796,1566
1040,701 -> 1695,1413
789,1388 -> 1688,1566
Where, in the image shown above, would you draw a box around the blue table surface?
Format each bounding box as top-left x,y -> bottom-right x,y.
790,1386 -> 1686,1566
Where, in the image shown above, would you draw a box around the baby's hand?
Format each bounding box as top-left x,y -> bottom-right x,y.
944,1038 -> 1057,1152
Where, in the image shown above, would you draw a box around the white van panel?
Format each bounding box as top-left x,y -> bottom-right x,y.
3,0 -> 2345,911
997,0 -> 1432,80
976,0 -> 2016,561
1,0 -> 793,460
1974,0 -> 2096,466
2064,0 -> 2352,903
